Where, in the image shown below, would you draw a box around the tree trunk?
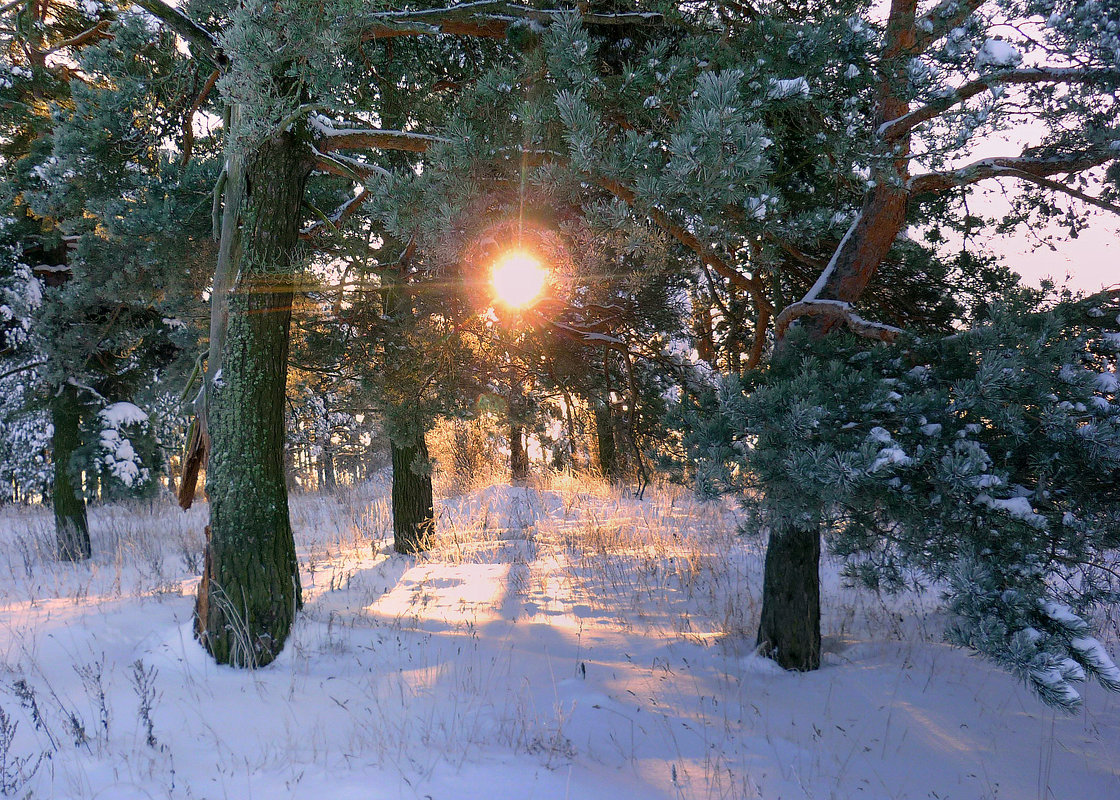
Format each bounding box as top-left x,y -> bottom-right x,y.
51,385 -> 91,561
509,419 -> 529,484
391,433 -> 434,554
809,0 -> 915,313
758,1 -> 920,670
756,519 -> 821,671
452,418 -> 473,492
594,400 -> 619,482
194,132 -> 309,668
321,448 -> 336,491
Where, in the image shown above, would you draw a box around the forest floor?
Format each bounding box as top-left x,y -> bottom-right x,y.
0,477 -> 1116,799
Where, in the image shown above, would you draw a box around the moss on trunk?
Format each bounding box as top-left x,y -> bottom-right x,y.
52,385 -> 90,561
195,132 -> 309,667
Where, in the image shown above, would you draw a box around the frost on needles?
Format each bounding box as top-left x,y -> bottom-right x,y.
701,291 -> 1120,712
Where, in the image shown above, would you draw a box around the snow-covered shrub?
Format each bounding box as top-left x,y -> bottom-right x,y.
714,291 -> 1120,710
89,401 -> 159,500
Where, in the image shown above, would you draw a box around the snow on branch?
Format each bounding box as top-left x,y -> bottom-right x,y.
908,151 -> 1116,195
878,68 -> 1120,142
301,189 -> 370,239
131,0 -> 225,67
353,1 -> 664,41
310,117 -> 448,154
311,147 -> 391,182
774,299 -> 904,343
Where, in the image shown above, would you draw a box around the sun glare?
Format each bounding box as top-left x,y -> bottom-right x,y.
491,250 -> 548,309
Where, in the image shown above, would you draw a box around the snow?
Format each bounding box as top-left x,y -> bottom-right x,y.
0,481 -> 1116,799
1094,369 -> 1119,393
1040,600 -> 1090,633
767,77 -> 810,99
99,401 -> 148,427
870,446 -> 912,472
1072,637 -> 1120,689
977,494 -> 1048,528
975,38 -> 1023,70
95,403 -> 149,488
869,426 -> 893,443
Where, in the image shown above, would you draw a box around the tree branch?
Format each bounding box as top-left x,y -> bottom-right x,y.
311,148 -> 391,182
1006,169 -> 1120,216
0,359 -> 45,383
181,68 -> 220,166
353,2 -> 664,41
310,117 -> 449,153
774,299 -> 904,343
908,152 -> 1116,195
301,189 -> 370,238
592,174 -> 773,314
879,68 -> 1120,141
132,0 -> 225,67
43,19 -> 111,56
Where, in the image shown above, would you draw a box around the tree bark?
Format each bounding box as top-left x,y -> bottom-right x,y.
194,132 -> 309,667
51,385 -> 91,561
321,448 -> 337,491
758,0 -> 918,670
391,433 -> 434,554
594,400 -> 619,483
509,418 -> 529,484
756,519 -> 821,671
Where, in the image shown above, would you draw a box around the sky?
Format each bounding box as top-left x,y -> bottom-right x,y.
973,188 -> 1118,294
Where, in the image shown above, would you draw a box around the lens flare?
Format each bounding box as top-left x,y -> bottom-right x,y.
491,250 -> 547,308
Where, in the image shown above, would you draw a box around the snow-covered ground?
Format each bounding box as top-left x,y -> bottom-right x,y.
0,478 -> 1116,799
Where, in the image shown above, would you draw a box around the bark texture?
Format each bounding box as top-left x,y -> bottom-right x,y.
195,133 -> 309,667
757,0 -> 917,671
391,434 -> 434,554
509,419 -> 529,484
594,400 -> 619,482
51,385 -> 91,561
756,520 -> 821,671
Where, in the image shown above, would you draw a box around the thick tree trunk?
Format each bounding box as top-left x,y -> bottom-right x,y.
509,419 -> 529,484
51,385 -> 91,561
391,434 -> 434,554
195,132 -> 309,667
756,519 -> 821,670
594,400 -> 619,482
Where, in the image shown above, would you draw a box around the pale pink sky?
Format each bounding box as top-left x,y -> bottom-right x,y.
970,186 -> 1118,295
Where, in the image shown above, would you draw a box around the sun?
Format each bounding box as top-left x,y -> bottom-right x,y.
491,250 -> 548,309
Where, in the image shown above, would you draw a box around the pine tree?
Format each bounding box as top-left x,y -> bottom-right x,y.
2,1 -> 210,553
707,289 -> 1120,709
753,0 -> 1120,674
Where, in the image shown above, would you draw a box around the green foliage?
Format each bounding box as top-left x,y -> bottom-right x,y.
700,292 -> 1120,710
